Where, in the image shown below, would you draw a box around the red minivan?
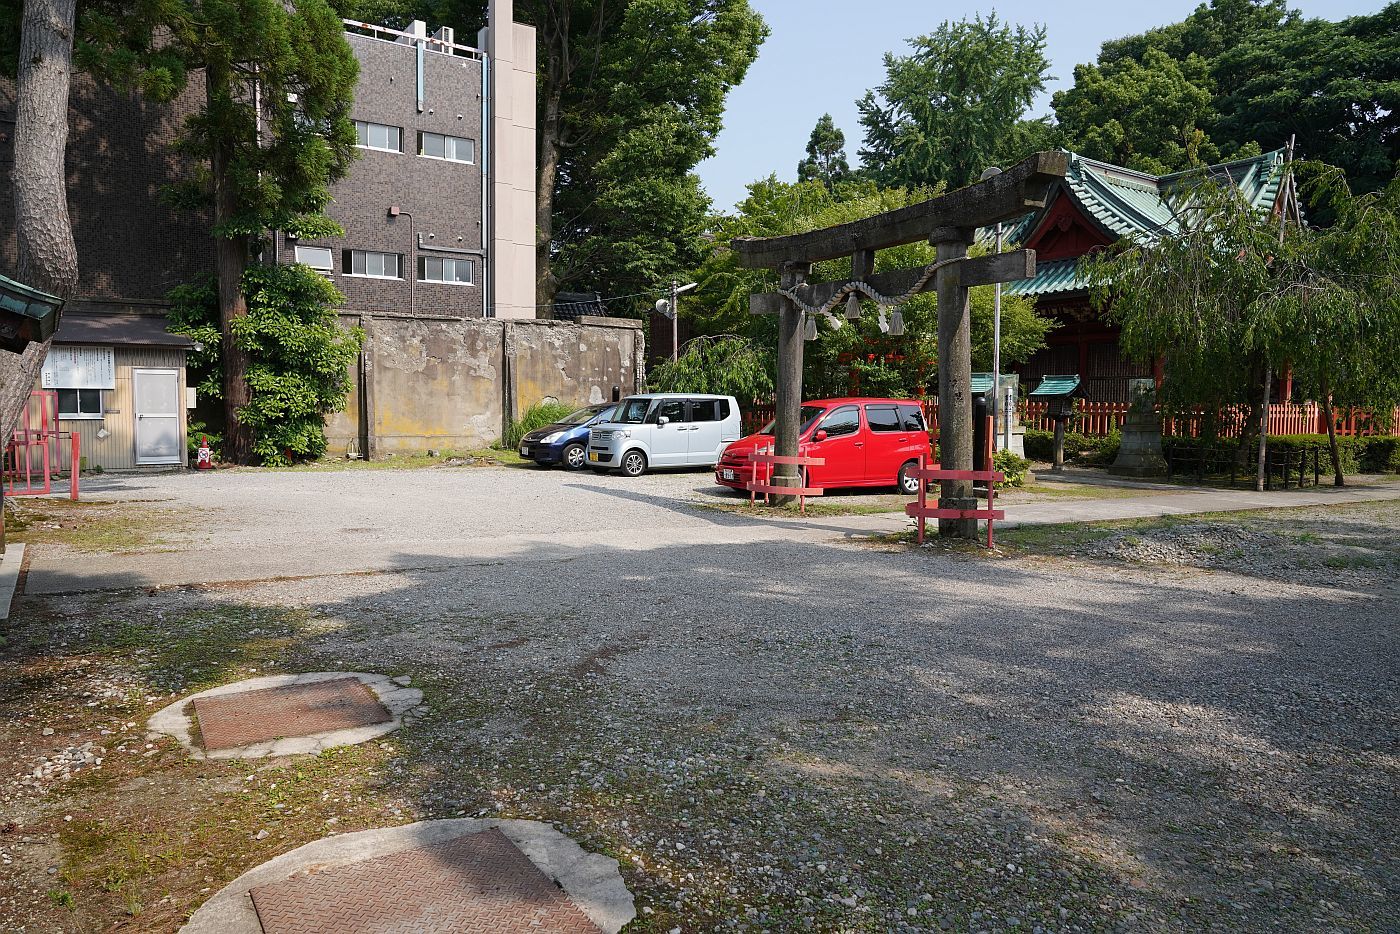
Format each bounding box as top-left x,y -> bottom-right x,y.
715,398 -> 932,495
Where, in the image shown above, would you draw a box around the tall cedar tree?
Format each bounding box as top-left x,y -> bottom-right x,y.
342,0 -> 765,313
78,0 -> 359,463
857,14 -> 1050,191
1054,0 -> 1400,193
796,113 -> 849,190
1,0 -> 80,447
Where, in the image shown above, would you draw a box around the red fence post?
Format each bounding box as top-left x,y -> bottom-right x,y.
70,433 -> 80,501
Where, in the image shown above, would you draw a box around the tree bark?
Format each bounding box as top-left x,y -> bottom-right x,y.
536,77 -> 563,315
1255,365 -> 1270,492
1319,377 -> 1343,487
772,263 -> 809,506
1,0 -> 80,445
207,61 -> 254,465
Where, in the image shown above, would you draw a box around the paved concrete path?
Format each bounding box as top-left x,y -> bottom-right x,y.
20,467 -> 1400,594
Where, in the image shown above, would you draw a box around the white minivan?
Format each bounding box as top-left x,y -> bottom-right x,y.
587,393 -> 742,477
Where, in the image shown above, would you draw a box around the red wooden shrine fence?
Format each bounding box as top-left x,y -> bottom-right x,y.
743,400 -> 1399,440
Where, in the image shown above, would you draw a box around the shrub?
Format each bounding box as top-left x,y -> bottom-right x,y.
1023,428 -> 1118,465
1358,436 -> 1400,473
168,267 -> 364,466
502,400 -> 577,450
993,450 -> 1030,488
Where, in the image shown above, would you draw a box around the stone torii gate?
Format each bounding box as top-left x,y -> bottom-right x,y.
733,151 -> 1068,539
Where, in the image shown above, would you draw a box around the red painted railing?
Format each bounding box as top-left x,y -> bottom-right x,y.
4,390 -> 80,500
745,399 -> 1399,440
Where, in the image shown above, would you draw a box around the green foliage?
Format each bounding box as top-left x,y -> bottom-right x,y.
1212,4 -> 1400,197
186,420 -> 224,461
858,13 -> 1051,191
796,114 -> 851,190
1054,0 -> 1399,194
1053,49 -> 1225,174
648,335 -> 773,402
992,449 -> 1030,488
690,176 -> 1055,402
167,267 -> 364,466
1023,429 -> 1120,465
502,400 -> 576,451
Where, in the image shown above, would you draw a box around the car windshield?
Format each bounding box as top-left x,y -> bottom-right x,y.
760,405 -> 826,435
560,404 -> 613,426
611,397 -> 654,424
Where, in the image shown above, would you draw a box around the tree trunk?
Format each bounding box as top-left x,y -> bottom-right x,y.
1319,377 -> 1343,487
1255,365 -> 1270,492
207,62 -> 254,465
535,77 -> 563,315
0,0 -> 79,445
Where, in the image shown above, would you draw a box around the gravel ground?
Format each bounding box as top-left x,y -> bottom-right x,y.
1,475 -> 1396,932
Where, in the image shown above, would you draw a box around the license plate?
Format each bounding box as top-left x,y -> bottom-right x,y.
589,452 -> 601,462
519,445 -> 530,456
722,468 -> 735,480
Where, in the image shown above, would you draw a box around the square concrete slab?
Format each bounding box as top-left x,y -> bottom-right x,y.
248,827 -> 602,933
192,677 -> 392,751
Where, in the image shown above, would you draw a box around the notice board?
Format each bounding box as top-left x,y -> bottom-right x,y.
41,345 -> 116,390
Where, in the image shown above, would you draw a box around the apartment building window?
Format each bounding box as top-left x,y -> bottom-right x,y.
418,256 -> 474,285
294,245 -> 333,274
342,250 -> 403,279
354,120 -> 402,153
57,388 -> 103,419
418,131 -> 474,163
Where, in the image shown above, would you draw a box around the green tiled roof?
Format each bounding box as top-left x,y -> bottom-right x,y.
1029,375 -> 1083,397
970,372 -> 1014,394
995,149 -> 1287,298
1004,258 -> 1082,297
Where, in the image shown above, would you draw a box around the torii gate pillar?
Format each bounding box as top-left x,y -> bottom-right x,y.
930,227 -> 978,538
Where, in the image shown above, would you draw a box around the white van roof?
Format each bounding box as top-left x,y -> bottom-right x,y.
622,392 -> 733,400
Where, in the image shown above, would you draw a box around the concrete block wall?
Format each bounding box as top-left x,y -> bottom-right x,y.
324,315 -> 644,457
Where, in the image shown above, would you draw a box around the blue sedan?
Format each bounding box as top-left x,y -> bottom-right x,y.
518,403 -> 617,470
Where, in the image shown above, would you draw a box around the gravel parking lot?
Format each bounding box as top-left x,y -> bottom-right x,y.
2,467 -> 1396,932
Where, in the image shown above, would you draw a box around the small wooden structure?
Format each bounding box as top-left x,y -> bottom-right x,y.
733,151 -> 1067,539
906,417 -> 1004,547
745,445 -> 825,515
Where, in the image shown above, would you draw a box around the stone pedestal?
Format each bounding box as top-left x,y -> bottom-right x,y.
1110,378 -> 1167,477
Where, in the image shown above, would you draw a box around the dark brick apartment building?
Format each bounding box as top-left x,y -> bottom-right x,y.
0,9 -> 564,467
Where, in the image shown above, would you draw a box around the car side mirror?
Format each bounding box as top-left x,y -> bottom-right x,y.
657,416 -> 670,426
813,429 -> 828,442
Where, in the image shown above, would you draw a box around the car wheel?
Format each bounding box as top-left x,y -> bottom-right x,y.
897,460 -> 922,495
562,442 -> 586,470
621,450 -> 648,477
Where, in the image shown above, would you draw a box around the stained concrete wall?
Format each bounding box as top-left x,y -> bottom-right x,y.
325,315 -> 643,457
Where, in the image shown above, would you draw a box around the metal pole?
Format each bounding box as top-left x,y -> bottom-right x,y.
990,222 -> 1003,451
671,279 -> 679,362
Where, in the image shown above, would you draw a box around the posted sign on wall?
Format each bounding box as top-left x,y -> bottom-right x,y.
41,345 -> 116,390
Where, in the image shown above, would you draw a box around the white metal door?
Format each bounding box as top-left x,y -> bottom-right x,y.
133,368 -> 182,465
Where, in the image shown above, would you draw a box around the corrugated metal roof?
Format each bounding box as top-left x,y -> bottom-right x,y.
1029,375 -> 1083,397
52,313 -> 195,348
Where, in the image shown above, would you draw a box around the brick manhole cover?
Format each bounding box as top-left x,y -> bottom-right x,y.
193,677 -> 392,752
248,827 -> 602,933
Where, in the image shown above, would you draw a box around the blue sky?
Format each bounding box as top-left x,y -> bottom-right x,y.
696,0 -> 1384,211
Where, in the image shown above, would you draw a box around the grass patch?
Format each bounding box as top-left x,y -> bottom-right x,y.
268,448 -> 531,471
4,499 -> 193,553
697,498 -> 903,518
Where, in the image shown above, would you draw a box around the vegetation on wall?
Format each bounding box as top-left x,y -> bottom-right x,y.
168,266 -> 364,466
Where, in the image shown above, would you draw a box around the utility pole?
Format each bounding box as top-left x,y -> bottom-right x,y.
671,280 -> 679,361
991,220 -> 1003,451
